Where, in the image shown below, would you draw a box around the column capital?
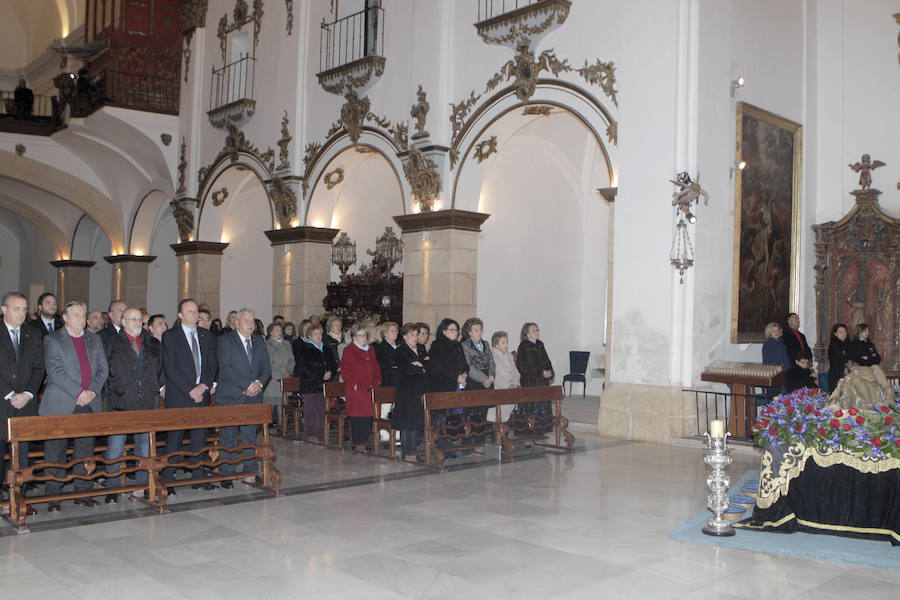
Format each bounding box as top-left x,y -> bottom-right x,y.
104,254 -> 157,264
50,259 -> 96,268
264,226 -> 340,246
170,241 -> 230,256
393,209 -> 490,234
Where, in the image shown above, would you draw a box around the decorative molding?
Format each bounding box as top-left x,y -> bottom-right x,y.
170,241 -> 229,256
269,173 -> 297,228
597,186 -> 617,204
207,99 -> 257,129
277,111 -> 292,169
316,55 -> 386,96
178,0 -> 209,34
176,137 -> 187,195
324,167 -> 344,189
285,0 -> 294,35
576,59 -> 618,107
161,133 -> 173,146
403,147 -> 442,211
473,136 -> 498,163
211,187 -> 229,206
14,144 -> 25,156
216,0 -> 264,63
104,254 -> 157,264
263,226 -> 339,246
523,105 -> 551,116
606,121 -> 618,146
475,0 -> 571,50
170,198 -> 196,243
410,85 -> 430,139
355,146 -> 375,154
50,259 -> 96,269
339,90 -> 370,143
197,122 -> 275,191
393,210 -> 490,234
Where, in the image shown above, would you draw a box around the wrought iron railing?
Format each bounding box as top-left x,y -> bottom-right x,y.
97,70 -> 179,114
686,388 -> 769,439
476,0 -> 544,22
210,54 -> 256,111
0,91 -> 55,120
319,5 -> 385,73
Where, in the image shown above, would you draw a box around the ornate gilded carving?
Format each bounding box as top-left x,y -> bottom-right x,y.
211,187 -> 229,206
303,142 -> 322,171
324,167 -> 344,190
161,133 -> 172,146
475,0 -> 571,50
523,105 -> 551,116
197,123 -> 275,192
176,137 -> 187,195
339,90 -> 370,143
410,85 -> 430,139
269,173 -> 297,228
606,121 -> 618,146
170,198 -> 195,242
277,111 -> 292,170
848,154 -> 886,190
450,91 -> 481,145
217,0 -> 264,62
183,44 -> 192,82
178,0 -> 209,35
317,56 -> 386,95
207,99 -> 257,129
403,147 -> 441,211
14,144 -> 25,156
473,136 -> 498,163
576,59 -> 618,107
285,0 -> 293,35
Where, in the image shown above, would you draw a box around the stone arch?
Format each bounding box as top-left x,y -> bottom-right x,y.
302,128 -> 411,219
0,150 -> 124,253
196,151 -> 274,236
0,194 -> 69,259
129,189 -> 170,255
196,164 -> 274,242
450,80 -> 616,209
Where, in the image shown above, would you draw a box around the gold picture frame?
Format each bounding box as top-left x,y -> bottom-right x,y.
731,102 -> 802,343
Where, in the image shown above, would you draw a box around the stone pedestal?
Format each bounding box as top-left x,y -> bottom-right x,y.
170,241 -> 229,319
50,260 -> 95,306
393,210 -> 489,327
597,382 -> 699,443
264,226 -> 339,323
104,254 -> 156,308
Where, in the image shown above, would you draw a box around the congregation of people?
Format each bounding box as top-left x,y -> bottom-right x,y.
1,288 -> 557,510
762,311 -> 882,396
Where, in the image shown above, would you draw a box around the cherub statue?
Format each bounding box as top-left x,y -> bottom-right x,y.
848,154 -> 886,190
670,172 -> 709,215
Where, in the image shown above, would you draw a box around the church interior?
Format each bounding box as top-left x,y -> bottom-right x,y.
1,0 -> 899,597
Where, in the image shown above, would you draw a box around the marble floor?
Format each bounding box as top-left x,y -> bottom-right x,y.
3,434 -> 900,600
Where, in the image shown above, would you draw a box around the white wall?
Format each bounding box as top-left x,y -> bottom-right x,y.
147,210 -> 179,322
16,217 -> 59,307
0,221 -> 21,294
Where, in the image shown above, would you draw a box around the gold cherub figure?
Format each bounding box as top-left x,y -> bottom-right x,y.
848,154 -> 886,190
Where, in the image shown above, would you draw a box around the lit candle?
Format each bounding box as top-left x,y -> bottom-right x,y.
709,420 -> 725,438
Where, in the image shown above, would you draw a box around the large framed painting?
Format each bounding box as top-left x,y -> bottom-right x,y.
731,102 -> 802,343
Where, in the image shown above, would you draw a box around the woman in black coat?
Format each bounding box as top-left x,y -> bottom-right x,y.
516,322 -> 554,422
827,323 -> 849,393
392,323 -> 429,458
292,323 -> 336,437
373,321 -> 400,387
428,318 -> 467,393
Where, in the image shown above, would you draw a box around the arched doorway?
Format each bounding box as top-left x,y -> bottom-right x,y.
71,215 -> 113,310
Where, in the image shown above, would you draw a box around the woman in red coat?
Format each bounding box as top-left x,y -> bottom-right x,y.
340,321 -> 382,449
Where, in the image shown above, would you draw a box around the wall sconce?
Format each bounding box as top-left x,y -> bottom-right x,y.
729,160 -> 746,179
730,76 -> 745,97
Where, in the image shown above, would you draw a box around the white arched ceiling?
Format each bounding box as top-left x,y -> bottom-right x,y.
130,190 -> 171,255
0,181 -> 80,259
307,146 -> 406,280
0,1 -> 82,69
197,166 -> 270,242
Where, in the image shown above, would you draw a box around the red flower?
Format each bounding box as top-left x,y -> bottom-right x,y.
895,440 -> 900,448
804,405 -> 813,414
818,428 -> 827,436
881,406 -> 891,413
886,416 -> 894,426
848,407 -> 858,416
872,437 -> 882,447
769,426 -> 779,436
834,410 -> 844,418
814,410 -> 822,417
843,424 -> 852,431
856,416 -> 866,425
794,424 -> 803,432
754,421 -> 765,430
830,419 -> 840,428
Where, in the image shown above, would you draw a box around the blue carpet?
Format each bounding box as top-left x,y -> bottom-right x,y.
668,470 -> 900,571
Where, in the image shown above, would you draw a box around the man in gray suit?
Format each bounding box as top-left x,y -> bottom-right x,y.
40,300 -> 108,512
215,308 -> 271,486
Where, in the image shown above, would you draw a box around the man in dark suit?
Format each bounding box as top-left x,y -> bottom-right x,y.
0,292 -> 44,511
783,312 -> 811,364
215,308 -> 271,486
103,307 -> 163,503
98,300 -> 127,352
26,292 -> 62,339
160,298 -> 218,490
40,300 -> 108,512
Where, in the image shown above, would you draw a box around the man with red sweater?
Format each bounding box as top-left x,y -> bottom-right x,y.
783,312 -> 811,364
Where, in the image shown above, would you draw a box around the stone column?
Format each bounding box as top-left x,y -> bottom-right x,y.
264,226 -> 339,324
393,209 -> 489,327
170,241 -> 229,319
50,259 -> 95,306
104,254 -> 156,308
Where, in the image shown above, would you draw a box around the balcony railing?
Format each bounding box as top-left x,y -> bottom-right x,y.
210,55 -> 256,112
0,91 -> 55,120
319,5 -> 385,73
476,0 -> 544,22
95,70 -> 179,115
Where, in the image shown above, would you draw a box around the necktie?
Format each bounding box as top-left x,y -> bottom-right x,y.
11,328 -> 20,362
190,329 -> 201,380
47,321 -> 54,332
245,337 -> 253,365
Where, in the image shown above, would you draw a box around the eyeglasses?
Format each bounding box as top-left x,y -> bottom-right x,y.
446,327 -> 458,332
354,333 -> 368,338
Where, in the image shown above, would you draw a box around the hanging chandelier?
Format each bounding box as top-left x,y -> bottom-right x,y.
331,231 -> 357,278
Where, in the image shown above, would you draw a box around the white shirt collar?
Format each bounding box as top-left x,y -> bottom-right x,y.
237,331 -> 252,344
181,323 -> 198,337
5,321 -> 19,335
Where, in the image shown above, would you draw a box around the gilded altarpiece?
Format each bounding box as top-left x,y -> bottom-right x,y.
812,189 -> 900,372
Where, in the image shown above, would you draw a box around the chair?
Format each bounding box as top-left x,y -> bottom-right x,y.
322,381 -> 347,449
280,377 -> 302,440
562,351 -> 590,397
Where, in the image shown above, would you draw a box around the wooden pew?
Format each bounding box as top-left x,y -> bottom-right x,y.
371,386 -> 398,459
422,385 -> 573,469
321,381 -> 346,449
3,404 -> 281,532
280,377 -> 302,440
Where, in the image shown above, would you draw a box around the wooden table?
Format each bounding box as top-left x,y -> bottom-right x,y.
700,366 -> 785,440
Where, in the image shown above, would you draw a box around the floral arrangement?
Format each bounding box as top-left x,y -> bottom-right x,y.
753,387 -> 900,460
